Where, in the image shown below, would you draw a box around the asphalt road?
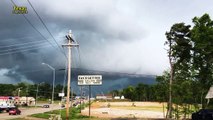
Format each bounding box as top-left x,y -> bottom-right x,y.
0,104 -> 61,120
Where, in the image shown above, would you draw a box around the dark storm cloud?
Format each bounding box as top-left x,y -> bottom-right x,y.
1,0 -> 213,86
0,0 -> 152,88
0,0 -> 68,84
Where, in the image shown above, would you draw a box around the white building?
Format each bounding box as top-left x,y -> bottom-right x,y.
0,96 -> 35,106
0,96 -> 18,107
96,94 -> 112,100
19,97 -> 35,105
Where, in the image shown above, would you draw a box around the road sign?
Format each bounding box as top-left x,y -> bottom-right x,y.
78,75 -> 102,85
58,93 -> 65,97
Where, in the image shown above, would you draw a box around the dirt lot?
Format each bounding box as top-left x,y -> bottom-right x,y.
81,101 -> 167,119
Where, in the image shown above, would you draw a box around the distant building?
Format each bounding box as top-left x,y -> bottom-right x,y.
114,96 -> 120,99
96,94 -> 112,100
0,96 -> 35,106
121,95 -> 125,99
19,97 -> 35,105
0,96 -> 18,107
206,86 -> 213,99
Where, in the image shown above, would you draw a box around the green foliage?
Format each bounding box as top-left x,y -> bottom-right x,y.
31,112 -> 50,119
110,89 -> 121,96
162,13 -> 213,118
191,13 -> 213,87
0,84 -> 16,96
31,103 -> 90,120
165,22 -> 192,65
155,71 -> 170,102
122,86 -> 136,101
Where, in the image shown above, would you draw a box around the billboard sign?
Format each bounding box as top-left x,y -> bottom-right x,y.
78,75 -> 102,85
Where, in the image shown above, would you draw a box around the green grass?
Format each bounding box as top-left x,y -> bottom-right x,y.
31,112 -> 50,119
30,103 -> 92,120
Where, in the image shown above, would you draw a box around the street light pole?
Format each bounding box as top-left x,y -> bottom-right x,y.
16,87 -> 22,105
18,88 -> 21,98
35,84 -> 39,107
42,63 -> 55,104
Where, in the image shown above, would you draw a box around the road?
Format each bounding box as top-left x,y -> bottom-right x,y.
0,104 -> 61,120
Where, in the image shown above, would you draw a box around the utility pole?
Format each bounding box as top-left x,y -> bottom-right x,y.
62,30 -> 79,120
26,85 -> 28,105
35,82 -> 44,107
35,84 -> 39,107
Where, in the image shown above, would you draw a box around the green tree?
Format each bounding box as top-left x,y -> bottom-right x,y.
135,83 -> 149,101
122,86 -> 136,101
0,84 -> 15,96
165,22 -> 191,118
55,84 -> 63,100
39,83 -> 52,100
191,13 -> 213,107
110,90 -> 121,97
155,71 -> 170,102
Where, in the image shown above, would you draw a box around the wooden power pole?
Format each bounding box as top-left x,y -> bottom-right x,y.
62,30 -> 79,120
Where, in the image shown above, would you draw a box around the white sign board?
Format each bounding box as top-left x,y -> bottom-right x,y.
78,75 -> 102,85
58,93 -> 65,97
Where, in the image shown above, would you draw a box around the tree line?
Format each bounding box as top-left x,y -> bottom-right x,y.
110,13 -> 213,119
0,82 -> 75,100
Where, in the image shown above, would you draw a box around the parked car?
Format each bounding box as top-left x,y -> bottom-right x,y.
8,108 -> 21,115
6,106 -> 16,112
42,104 -> 50,108
192,109 -> 213,120
61,104 -> 65,108
0,108 -> 3,113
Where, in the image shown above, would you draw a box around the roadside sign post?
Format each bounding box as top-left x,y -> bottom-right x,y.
80,86 -> 82,113
78,75 -> 102,117
58,93 -> 64,117
89,85 -> 91,117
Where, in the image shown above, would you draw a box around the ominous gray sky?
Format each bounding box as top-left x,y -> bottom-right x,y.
0,0 -> 213,84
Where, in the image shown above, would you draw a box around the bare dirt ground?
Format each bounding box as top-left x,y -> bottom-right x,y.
81,101 -> 167,119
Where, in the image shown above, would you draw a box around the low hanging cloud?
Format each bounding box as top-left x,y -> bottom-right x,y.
0,66 -> 34,84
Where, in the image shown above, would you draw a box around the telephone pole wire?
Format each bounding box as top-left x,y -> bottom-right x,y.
62,30 -> 79,120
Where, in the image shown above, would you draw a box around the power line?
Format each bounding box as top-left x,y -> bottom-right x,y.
9,0 -> 67,71
26,0 -> 67,59
0,42 -> 49,53
0,36 -> 40,42
0,34 -> 64,42
10,0 -> 63,56
0,39 -> 47,49
0,44 -> 51,56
